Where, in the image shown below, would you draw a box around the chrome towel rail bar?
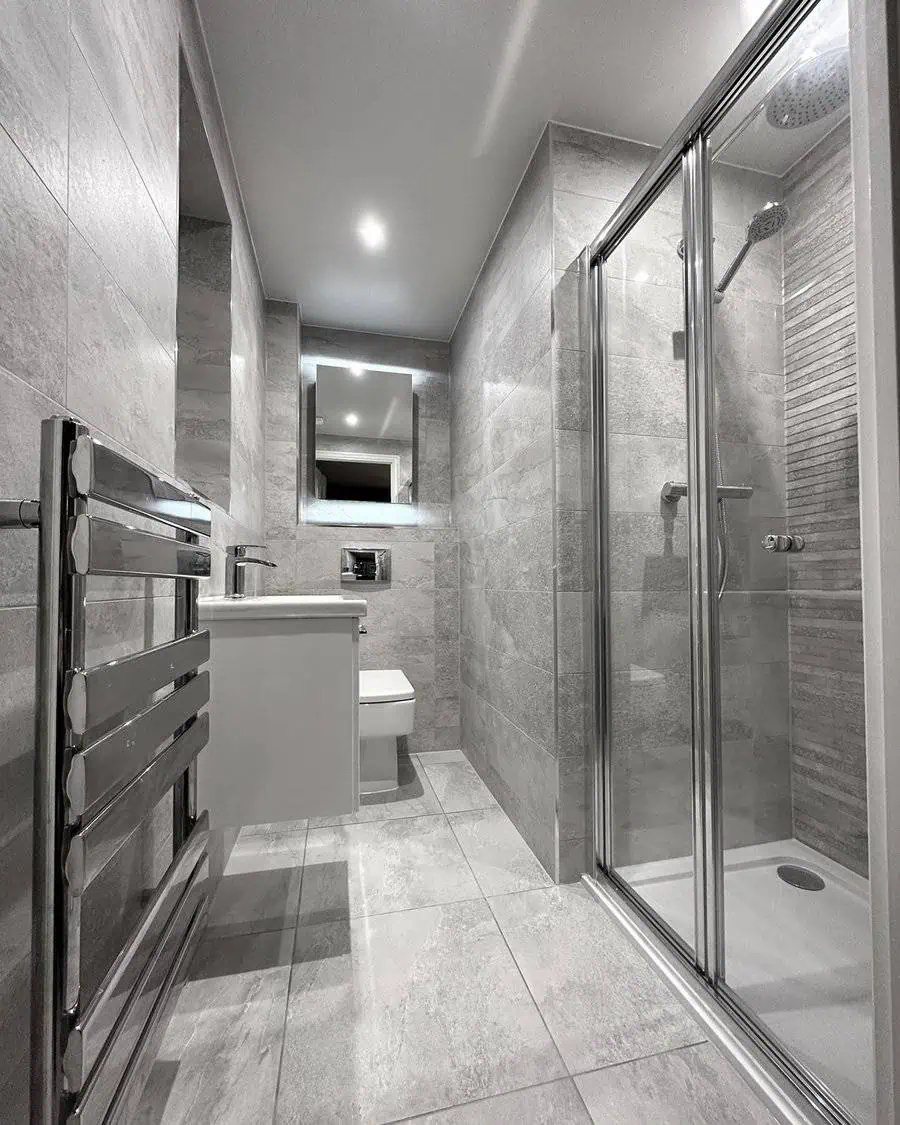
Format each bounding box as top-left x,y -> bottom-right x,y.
2,417 -> 213,1125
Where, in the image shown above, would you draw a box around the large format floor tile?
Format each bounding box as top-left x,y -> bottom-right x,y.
419,750 -> 499,813
395,1078 -> 591,1123
488,886 -> 704,1074
277,899 -> 567,1124
308,753 -> 442,827
135,929 -> 294,1125
299,814 -> 481,922
574,1043 -> 778,1124
206,823 -> 307,939
448,807 -> 553,896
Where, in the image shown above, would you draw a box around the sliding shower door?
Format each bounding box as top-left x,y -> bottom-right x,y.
593,0 -> 873,1119
600,168 -> 696,952
706,0 -> 874,1119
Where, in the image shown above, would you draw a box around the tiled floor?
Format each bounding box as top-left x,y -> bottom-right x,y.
135,751 -> 778,1124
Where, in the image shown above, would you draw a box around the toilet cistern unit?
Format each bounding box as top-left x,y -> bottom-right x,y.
359,669 -> 415,793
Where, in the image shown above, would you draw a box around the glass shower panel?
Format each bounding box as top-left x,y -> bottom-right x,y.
709,0 -> 874,1117
603,171 -> 695,951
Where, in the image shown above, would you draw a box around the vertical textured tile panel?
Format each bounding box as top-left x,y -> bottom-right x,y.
782,121 -> 866,873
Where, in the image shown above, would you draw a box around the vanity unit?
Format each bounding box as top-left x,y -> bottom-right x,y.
198,594 -> 367,826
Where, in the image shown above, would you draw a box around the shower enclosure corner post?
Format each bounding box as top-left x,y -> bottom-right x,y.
682,136 -> 725,981
587,247 -> 612,871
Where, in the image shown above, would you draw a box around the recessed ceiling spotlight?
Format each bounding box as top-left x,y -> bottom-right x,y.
348,363 -> 365,377
345,413 -> 359,427
357,213 -> 387,252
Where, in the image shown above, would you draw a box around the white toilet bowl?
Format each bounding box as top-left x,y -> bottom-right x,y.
359,669 -> 416,793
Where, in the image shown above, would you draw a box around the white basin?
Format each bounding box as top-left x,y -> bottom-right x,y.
199,594 -> 367,620
197,594 -> 366,827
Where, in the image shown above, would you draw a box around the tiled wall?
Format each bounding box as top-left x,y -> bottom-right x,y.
265,323 -> 460,756
782,121 -> 866,874
451,131 -> 558,874
0,0 -> 266,1114
175,215 -> 233,508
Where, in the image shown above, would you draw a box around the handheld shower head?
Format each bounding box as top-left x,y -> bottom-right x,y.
746,201 -> 789,243
715,201 -> 789,301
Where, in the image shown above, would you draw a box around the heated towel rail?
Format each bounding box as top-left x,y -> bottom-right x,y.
4,417 -> 213,1125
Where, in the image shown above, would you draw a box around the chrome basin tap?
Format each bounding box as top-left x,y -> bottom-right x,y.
225,544 -> 277,597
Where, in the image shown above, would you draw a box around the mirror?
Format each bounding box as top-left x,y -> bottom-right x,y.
313,364 -> 414,505
175,50 -> 233,510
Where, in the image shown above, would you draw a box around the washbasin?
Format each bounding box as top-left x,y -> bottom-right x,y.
198,594 -> 367,619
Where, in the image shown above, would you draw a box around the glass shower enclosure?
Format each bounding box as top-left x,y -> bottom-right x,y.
590,0 -> 872,1121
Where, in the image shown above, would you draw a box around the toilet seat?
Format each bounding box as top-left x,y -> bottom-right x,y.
360,669 -> 415,704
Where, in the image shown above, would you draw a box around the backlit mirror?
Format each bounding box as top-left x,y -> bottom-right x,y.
313,364 -> 414,504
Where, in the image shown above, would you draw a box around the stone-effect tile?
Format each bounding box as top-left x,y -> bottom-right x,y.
395,1078 -> 591,1123
0,124 -> 67,401
299,815 -> 480,922
308,753 -> 442,828
278,899 -> 566,1124
67,226 -> 176,473
0,370 -> 51,607
489,886 -> 704,1073
449,807 -> 553,896
420,751 -> 499,814
0,0 -> 69,205
135,929 -> 294,1125
71,0 -> 178,237
574,1042 -> 778,1124
206,824 -> 307,940
69,48 -> 177,356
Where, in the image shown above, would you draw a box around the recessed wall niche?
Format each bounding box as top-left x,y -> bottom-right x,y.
175,50 -> 233,509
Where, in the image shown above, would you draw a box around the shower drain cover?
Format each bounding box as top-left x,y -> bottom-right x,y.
777,863 -> 825,891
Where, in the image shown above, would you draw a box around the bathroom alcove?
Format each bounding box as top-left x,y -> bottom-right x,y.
175,50 -> 233,509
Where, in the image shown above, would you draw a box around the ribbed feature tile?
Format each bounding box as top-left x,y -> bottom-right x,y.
782,119 -> 866,874
278,899 -> 567,1124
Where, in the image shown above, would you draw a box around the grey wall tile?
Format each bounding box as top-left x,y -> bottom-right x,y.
550,124 -> 655,203
0,124 -> 67,401
71,0 -> 178,238
68,226 -> 176,472
0,368 -> 53,606
0,0 -> 69,205
69,47 -> 177,356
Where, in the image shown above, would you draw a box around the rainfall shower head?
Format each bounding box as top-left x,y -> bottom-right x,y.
765,47 -> 850,130
715,201 -> 789,301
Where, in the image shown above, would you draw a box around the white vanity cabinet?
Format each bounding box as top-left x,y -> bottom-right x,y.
197,595 -> 366,827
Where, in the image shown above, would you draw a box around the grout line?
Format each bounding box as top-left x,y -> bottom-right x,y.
483,891 -> 570,1077
270,819 -> 309,1125
381,1073 -> 589,1124
566,1037 -> 710,1082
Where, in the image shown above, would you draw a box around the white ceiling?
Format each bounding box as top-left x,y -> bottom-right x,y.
197,0 -> 779,339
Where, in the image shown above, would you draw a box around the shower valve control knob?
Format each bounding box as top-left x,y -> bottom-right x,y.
761,533 -> 805,552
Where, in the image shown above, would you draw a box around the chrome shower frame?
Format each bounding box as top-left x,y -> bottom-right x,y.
586,0 -> 887,1121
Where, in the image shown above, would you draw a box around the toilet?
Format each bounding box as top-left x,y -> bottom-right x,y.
359,669 -> 416,793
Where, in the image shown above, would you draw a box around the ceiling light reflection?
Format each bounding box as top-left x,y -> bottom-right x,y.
357,214 -> 387,251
